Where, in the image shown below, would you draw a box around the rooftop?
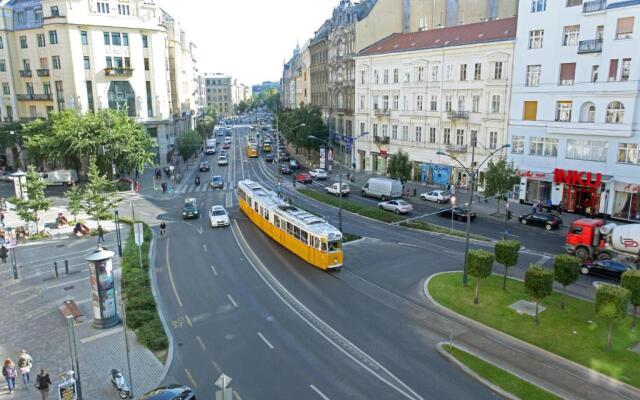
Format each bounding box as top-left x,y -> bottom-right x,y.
358,17 -> 517,57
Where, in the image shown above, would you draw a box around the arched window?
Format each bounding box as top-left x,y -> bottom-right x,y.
580,102 -> 596,123
337,93 -> 344,109
606,101 -> 624,124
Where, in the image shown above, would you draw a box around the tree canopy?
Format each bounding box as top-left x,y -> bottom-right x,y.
278,104 -> 328,153
387,150 -> 412,182
177,130 -> 202,162
483,158 -> 519,212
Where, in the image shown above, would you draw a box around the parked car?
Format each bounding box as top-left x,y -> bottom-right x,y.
138,384 -> 196,400
265,154 -> 274,163
439,207 -> 476,221
325,183 -> 350,196
378,199 -> 413,214
420,190 -> 451,203
217,155 -> 228,166
518,213 -> 563,230
210,175 -> 224,189
209,205 -> 230,228
289,159 -> 299,170
309,168 -> 328,180
279,164 -> 292,174
181,198 -> 199,219
294,172 -> 313,184
39,169 -> 78,186
279,152 -> 290,162
580,259 -> 636,279
362,177 -> 402,201
199,161 -> 210,172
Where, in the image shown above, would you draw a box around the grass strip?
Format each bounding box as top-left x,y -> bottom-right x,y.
400,220 -> 491,242
429,272 -> 640,388
342,233 -> 362,243
297,188 -> 404,223
443,344 -> 561,400
120,219 -> 168,355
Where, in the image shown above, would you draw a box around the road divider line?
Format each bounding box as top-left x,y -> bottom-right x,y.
227,294 -> 238,308
310,385 -> 330,400
196,335 -> 206,351
211,360 -> 222,373
184,368 -> 197,387
226,192 -> 233,208
536,255 -> 551,266
165,238 -> 183,308
211,264 -> 218,276
203,244 -> 207,252
185,314 -> 193,327
257,331 -> 275,349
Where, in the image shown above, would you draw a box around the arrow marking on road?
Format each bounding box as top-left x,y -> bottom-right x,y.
257,331 -> 274,349
197,227 -> 203,235
310,385 -> 330,400
196,335 -> 206,351
227,294 -> 238,308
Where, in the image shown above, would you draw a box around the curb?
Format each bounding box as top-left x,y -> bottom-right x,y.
424,272 -> 640,398
436,342 -> 521,400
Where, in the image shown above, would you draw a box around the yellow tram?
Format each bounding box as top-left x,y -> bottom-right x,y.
237,180 -> 343,270
245,142 -> 258,158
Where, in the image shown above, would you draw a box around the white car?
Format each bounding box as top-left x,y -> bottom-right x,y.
224,136 -> 232,144
217,155 -> 228,166
209,205 -> 230,228
420,190 -> 451,203
378,200 -> 413,214
309,168 -> 328,180
325,182 -> 350,196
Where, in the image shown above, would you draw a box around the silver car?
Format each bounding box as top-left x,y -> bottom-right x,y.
378,199 -> 413,214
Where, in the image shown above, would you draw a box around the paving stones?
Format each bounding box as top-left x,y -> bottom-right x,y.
509,299 -> 545,317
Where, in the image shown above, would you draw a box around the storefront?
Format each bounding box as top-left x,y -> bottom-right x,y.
612,181 -> 640,221
516,170 -> 555,205
371,151 -> 387,174
553,168 -> 609,214
414,162 -> 452,186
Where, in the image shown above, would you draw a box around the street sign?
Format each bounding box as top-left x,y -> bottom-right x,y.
134,223 -> 144,246
215,373 -> 232,389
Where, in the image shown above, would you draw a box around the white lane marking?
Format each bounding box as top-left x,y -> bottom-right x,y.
211,264 -> 218,276
535,255 -> 551,266
165,238 -> 183,308
227,294 -> 238,308
203,244 -> 207,252
185,314 -> 193,327
310,385 -> 330,400
197,227 -> 203,235
196,335 -> 206,351
184,368 -> 197,387
257,331 -> 275,350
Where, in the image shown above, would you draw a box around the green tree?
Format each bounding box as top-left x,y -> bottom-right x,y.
467,249 -> 495,304
176,130 -> 202,165
0,122 -> 30,169
554,255 -> 580,310
524,265 -> 554,325
482,158 -> 519,213
81,159 -> 119,230
621,270 -> 640,331
494,240 -> 520,290
65,184 -> 84,223
595,284 -> 630,351
387,150 -> 412,182
10,166 -> 53,234
204,105 -> 218,120
236,100 -> 251,114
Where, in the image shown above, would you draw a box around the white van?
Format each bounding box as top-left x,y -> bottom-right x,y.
361,177 -> 402,201
205,139 -> 217,154
40,169 -> 78,186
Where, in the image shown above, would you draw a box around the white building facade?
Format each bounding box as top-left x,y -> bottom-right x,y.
508,0 -> 640,221
354,18 -> 516,187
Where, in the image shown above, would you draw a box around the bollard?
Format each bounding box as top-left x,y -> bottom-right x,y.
54,261 -> 59,278
65,260 -> 69,275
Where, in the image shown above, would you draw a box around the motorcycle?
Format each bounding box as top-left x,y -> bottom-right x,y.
195,176 -> 200,186
110,369 -> 131,399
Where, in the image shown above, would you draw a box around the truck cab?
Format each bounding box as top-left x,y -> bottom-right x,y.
566,219 -> 605,260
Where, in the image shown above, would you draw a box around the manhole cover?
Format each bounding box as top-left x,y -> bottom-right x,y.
63,286 -> 75,291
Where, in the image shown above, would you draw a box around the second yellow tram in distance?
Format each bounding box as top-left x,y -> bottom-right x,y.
237,180 -> 343,270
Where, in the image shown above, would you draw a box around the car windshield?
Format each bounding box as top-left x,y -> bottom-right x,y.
211,210 -> 226,216
328,241 -> 341,251
184,201 -> 196,208
212,176 -> 222,182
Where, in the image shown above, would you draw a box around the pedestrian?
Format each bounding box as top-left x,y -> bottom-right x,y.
532,203 -> 537,214
546,199 -> 552,213
161,182 -> 167,193
558,202 -> 563,215
135,170 -> 139,180
2,358 -> 17,394
0,245 -> 7,263
0,197 -> 6,211
17,350 -> 32,387
35,369 -> 51,400
97,225 -> 105,244
0,211 -> 5,227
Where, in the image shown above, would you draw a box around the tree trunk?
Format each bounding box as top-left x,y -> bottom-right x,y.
561,285 -> 566,310
474,277 -> 480,304
502,266 -> 508,290
535,301 -> 539,325
496,198 -> 501,214
607,321 -> 613,351
35,211 -> 39,234
633,305 -> 637,331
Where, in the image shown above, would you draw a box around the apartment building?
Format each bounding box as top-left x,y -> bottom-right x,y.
205,73 -> 232,115
508,0 -> 640,221
354,18 -> 516,186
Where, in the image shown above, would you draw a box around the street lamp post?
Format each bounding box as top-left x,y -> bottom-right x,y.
438,142 -> 510,287
350,131 -> 369,182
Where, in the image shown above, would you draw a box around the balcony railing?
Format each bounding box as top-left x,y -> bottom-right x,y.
583,0 -> 606,13
16,93 -> 53,101
19,70 -> 32,77
374,107 -> 390,117
447,144 -> 468,153
36,69 -> 50,77
447,110 -> 469,120
374,136 -> 390,145
578,39 -> 603,54
104,67 -> 133,77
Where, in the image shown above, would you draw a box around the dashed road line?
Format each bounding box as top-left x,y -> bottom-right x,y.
211,360 -> 222,373
196,335 -> 206,351
227,294 -> 238,308
184,368 -> 197,387
203,244 -> 207,252
211,264 -> 218,276
185,314 -> 193,327
257,331 -> 275,350
310,385 -> 330,400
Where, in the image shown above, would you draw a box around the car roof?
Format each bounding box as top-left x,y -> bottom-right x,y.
211,205 -> 225,211
212,175 -> 223,179
185,197 -> 196,203
138,385 -> 192,400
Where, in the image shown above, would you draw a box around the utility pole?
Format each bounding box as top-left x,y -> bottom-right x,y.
338,174 -> 343,233
462,138 -> 476,288
122,299 -> 134,398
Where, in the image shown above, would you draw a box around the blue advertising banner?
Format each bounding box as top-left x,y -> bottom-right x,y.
420,163 -> 429,183
431,164 -> 452,186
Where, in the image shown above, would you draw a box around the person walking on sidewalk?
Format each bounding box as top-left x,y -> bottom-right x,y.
35,369 -> 51,400
97,225 -> 105,244
0,211 -> 5,227
17,350 -> 32,387
2,358 -> 17,394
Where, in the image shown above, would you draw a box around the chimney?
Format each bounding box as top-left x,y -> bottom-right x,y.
403,0 -> 410,33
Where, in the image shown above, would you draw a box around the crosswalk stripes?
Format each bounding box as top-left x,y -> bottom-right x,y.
174,183 -> 211,193
115,192 -> 145,202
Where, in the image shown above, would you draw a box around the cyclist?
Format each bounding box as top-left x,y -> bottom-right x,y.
159,221 -> 166,237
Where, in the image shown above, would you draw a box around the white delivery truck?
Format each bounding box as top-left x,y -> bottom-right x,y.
205,139 -> 217,154
40,169 -> 78,186
361,177 -> 402,201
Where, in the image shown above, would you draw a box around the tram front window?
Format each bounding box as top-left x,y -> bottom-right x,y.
328,241 -> 341,252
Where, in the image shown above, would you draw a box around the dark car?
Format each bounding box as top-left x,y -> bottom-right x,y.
198,161 -> 210,172
580,259 -> 636,279
279,152 -> 290,162
265,153 -> 274,163
223,142 -> 230,149
181,198 -> 199,219
294,172 -> 312,184
439,207 -> 476,222
138,384 -> 196,400
210,175 -> 224,189
518,213 -> 563,230
279,164 -> 292,174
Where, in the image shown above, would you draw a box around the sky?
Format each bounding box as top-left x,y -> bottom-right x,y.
157,0 -> 339,86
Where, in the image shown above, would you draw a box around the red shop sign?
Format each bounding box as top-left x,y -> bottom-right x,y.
553,169 -> 602,190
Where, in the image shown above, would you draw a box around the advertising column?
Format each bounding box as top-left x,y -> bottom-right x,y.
86,247 -> 120,329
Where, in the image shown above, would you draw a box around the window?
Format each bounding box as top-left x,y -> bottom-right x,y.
393,68 -> 399,83
81,31 -> 88,45
52,56 -> 61,69
0,60 -> 5,72
446,64 -> 453,80
525,65 -> 541,87
383,95 -> 389,110
5,105 -> 12,121
528,29 -> 544,49
417,66 -> 424,82
403,96 -> 408,110
443,128 -> 451,145
383,69 -> 389,84
26,82 -> 34,95
492,62 -> 503,79
591,65 -> 599,82
596,25 -> 604,40
51,6 -> 59,16
374,70 -> 379,84
456,129 -> 464,146
372,95 -> 379,109
531,0 -> 547,12
523,101 -> 538,121
359,95 -> 365,110
445,95 -> 452,112
105,56 -> 113,68
372,123 -> 378,136
616,17 -> 634,39
489,131 -> 498,149
566,140 -> 608,162
428,127 -> 436,143
392,95 -> 399,110
97,2 -> 110,13
621,58 -> 631,81
529,137 -> 558,156
459,64 -> 467,81
402,126 -> 408,141
474,63 -> 481,80
34,8 -> 43,22
104,32 -> 111,45
512,136 -> 525,154
122,33 -> 129,46
111,33 -> 121,46
16,11 -> 25,25
118,4 -> 131,15
567,0 -> 583,6
2,83 -> 9,95
360,122 -> 365,135
84,56 -> 90,70
580,102 -> 596,122
37,34 -> 46,47
563,25 -> 580,46
49,30 -> 58,45
28,105 -> 37,119
392,125 -> 398,140
559,63 -> 576,85
20,36 -> 27,48
491,95 -> 500,113
415,126 -> 422,142
404,71 -> 410,82
430,95 -> 437,111
142,35 -> 148,48
457,95 -> 465,111
416,95 -> 423,111
556,101 -> 572,121
609,59 -> 619,81
43,82 -> 51,95
0,37 -> 4,49
144,58 -> 150,71
382,125 -> 388,137
431,65 -> 439,81
472,95 -> 480,113
618,143 -> 639,165
22,59 -> 30,72
606,101 -> 624,124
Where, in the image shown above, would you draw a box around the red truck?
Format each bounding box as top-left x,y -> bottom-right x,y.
566,218 -> 640,262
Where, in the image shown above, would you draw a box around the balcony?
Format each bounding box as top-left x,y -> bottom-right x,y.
373,107 -> 390,117
446,144 -> 468,153
104,67 -> 133,77
374,136 -> 390,145
16,93 -> 53,101
37,69 -> 50,77
447,110 -> 469,120
578,39 -> 603,54
19,70 -> 32,78
583,0 -> 606,13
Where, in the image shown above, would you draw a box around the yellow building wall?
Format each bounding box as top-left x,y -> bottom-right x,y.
355,0 -> 403,53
